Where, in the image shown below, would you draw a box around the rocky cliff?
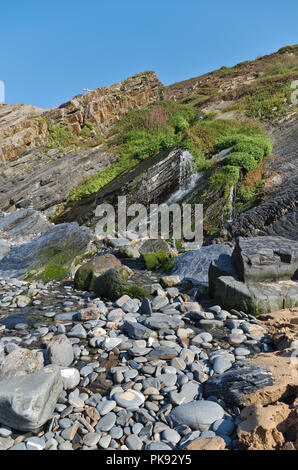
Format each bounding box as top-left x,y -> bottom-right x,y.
0,71 -> 163,163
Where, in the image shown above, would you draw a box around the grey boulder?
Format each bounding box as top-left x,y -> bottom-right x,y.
169,400 -> 224,431
47,335 -> 74,367
0,348 -> 42,381
0,365 -> 63,431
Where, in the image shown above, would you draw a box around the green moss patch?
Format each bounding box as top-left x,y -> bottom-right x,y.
142,252 -> 176,272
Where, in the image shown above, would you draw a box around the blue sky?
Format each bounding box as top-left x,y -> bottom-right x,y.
1,0 -> 297,108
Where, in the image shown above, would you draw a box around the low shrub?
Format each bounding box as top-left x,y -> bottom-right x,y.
48,124 -> 78,152
224,152 -> 258,172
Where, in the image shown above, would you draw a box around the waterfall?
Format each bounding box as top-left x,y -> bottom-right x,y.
123,149 -> 202,238
227,185 -> 234,222
166,150 -> 203,205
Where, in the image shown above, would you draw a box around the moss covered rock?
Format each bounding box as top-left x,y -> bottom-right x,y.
92,268 -> 147,301
0,223 -> 93,281
142,252 -> 177,272
74,253 -> 132,291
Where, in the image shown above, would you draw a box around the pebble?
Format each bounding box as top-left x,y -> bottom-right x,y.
26,436 -> 46,451
114,390 -> 145,409
96,413 -> 117,432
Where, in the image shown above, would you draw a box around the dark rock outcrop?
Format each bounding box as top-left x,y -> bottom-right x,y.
58,147 -> 192,225
204,363 -> 275,407
74,253 -> 132,291
211,114 -> 298,242
92,268 -> 147,301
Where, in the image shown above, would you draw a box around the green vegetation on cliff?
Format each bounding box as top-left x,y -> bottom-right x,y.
67,101 -> 201,203
209,131 -> 272,198
66,101 -> 270,204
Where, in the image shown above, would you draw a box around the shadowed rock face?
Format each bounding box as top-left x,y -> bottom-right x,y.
0,145 -> 116,213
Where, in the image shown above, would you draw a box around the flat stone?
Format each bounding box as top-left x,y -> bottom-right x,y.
147,347 -> 178,360
161,428 -> 181,444
152,296 -> 169,311
186,436 -> 226,450
83,432 -> 101,447
212,417 -> 235,436
123,321 -> 155,340
61,422 -> 79,441
234,347 -> 251,356
146,442 -> 173,450
96,412 -> 117,432
114,390 -> 145,409
97,400 -> 116,415
68,396 -> 85,408
144,314 -> 184,330
60,368 -> 80,390
125,434 -> 143,450
8,442 -> 27,450
67,324 -> 87,339
26,436 -> 46,450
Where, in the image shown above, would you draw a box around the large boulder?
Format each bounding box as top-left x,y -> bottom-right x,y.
172,244 -> 232,287
232,236 -> 298,282
92,268 -> 148,302
118,238 -> 174,259
169,400 -> 224,431
0,222 -> 92,280
0,365 -> 63,431
0,348 -> 42,381
209,236 -> 298,315
210,276 -> 298,315
74,253 -> 131,291
46,335 -> 74,367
